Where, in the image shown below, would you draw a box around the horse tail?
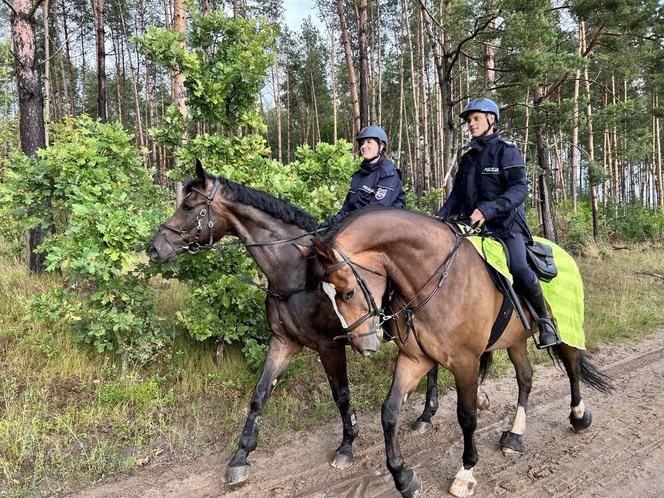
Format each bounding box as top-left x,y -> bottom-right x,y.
552,347 -> 615,394
578,352 -> 615,394
479,351 -> 493,383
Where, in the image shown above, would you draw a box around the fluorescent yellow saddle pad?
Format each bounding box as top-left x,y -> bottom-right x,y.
466,235 -> 586,350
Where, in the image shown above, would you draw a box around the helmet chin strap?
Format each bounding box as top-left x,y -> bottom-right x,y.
478,114 -> 495,137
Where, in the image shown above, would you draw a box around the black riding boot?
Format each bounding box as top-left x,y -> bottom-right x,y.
522,282 -> 560,349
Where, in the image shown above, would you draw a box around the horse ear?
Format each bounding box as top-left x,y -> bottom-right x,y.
311,238 -> 337,263
195,158 -> 206,184
293,243 -> 312,258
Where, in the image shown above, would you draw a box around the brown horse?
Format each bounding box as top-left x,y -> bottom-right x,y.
305,207 -> 613,497
148,161 -> 441,486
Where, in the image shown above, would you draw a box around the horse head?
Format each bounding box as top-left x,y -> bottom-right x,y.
307,236 -> 388,356
149,159 -> 229,262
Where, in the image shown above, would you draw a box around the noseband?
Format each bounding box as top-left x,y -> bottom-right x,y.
158,180 -> 221,255
324,246 -> 388,341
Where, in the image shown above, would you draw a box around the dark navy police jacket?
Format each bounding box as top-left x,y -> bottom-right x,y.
437,132 -> 530,239
323,156 -> 406,226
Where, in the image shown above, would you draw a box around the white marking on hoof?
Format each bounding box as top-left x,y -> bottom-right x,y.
501,447 -> 519,456
510,405 -> 526,435
571,399 -> 585,419
477,391 -> 490,411
449,466 -> 477,497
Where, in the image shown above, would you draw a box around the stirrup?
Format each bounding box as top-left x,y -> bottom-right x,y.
535,318 -> 560,349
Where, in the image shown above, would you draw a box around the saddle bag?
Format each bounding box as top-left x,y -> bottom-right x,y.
526,241 -> 558,282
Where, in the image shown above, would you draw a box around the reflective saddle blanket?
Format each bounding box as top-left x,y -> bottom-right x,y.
466,235 -> 586,350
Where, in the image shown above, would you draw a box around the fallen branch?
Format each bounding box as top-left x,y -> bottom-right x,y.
636,271 -> 664,281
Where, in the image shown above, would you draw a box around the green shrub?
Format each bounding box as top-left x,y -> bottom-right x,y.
1,116 -> 174,364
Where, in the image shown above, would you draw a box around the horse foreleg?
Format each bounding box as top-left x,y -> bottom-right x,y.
449,360 -> 480,498
412,364 -> 439,433
319,345 -> 358,470
226,334 -> 302,485
383,353 -> 434,498
557,344 -> 593,432
500,341 -> 533,455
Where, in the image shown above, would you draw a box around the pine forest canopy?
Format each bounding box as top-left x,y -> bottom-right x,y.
1,0 -> 664,231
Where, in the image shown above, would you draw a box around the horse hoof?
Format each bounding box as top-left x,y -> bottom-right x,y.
225,464 -> 250,486
449,477 -> 476,497
449,466 -> 477,497
399,470 -> 422,498
570,408 -> 592,432
499,431 -> 524,455
330,451 -> 353,469
412,420 -> 433,433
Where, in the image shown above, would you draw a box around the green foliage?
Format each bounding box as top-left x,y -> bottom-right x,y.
556,199 -> 664,251
0,116 -> 173,363
137,6 -> 358,360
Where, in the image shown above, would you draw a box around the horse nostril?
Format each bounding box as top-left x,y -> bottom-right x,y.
148,246 -> 159,262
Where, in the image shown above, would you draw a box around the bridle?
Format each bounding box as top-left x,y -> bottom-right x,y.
154,178 -> 324,302
325,230 -> 468,344
324,246 -> 387,341
157,180 -> 221,255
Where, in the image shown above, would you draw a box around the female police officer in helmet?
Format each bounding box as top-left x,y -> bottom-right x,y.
436,97 -> 560,348
320,125 -> 406,227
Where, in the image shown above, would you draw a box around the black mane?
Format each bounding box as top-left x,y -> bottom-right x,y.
305,206 -> 404,290
186,175 -> 318,231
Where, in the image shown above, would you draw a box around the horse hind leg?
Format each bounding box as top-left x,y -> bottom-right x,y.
412,364 -> 439,433
555,344 -> 601,432
226,335 -> 302,485
319,346 -> 358,470
500,341 -> 533,456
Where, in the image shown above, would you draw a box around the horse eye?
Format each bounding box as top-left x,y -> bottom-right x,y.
182,203 -> 192,212
342,289 -> 355,301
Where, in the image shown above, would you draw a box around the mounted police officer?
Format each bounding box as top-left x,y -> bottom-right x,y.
320,125 -> 406,227
436,97 -> 560,348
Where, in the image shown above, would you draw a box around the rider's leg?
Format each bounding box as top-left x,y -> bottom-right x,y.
503,232 -> 560,349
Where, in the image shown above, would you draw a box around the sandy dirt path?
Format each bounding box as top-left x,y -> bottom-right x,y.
72,329 -> 664,498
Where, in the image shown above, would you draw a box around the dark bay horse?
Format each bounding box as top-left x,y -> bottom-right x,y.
148,161 -> 441,486
306,207 -> 613,497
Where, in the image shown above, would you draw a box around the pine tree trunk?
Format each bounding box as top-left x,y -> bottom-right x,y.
403,0 -> 421,193
10,0 -> 49,272
418,5 -> 430,192
93,0 -> 107,122
173,0 -> 188,204
357,0 -> 369,128
484,1 -> 496,93
337,0 -> 360,135
43,0 -> 50,146
655,91 -> 663,208
533,85 -> 556,241
580,20 -> 599,239
571,21 -> 581,211
120,6 -> 144,150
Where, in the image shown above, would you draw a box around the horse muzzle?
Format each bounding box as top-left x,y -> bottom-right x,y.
349,319 -> 383,356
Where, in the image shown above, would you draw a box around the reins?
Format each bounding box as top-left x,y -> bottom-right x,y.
326,226 -> 472,346
158,178 -> 328,302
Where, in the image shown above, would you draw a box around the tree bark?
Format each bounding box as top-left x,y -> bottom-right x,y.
93,0 -> 107,122
580,20 -> 599,239
336,0 -> 360,136
172,0 -> 188,204
9,0 -> 49,272
533,85 -> 556,241
42,0 -> 50,145
357,0 -> 369,128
